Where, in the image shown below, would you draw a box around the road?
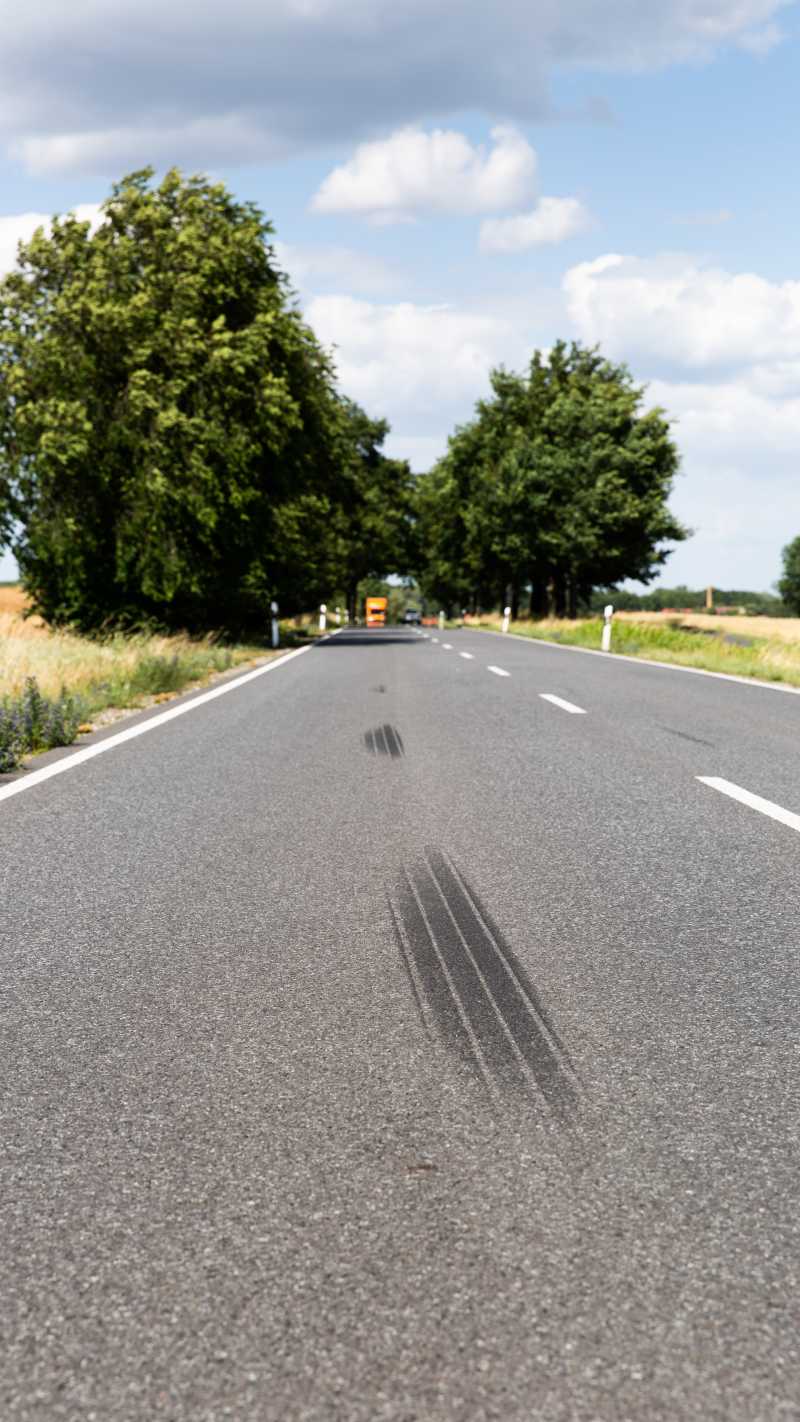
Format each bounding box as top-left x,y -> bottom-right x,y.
1,624 -> 798,1420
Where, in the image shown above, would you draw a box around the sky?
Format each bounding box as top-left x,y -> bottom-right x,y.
1,0 -> 798,591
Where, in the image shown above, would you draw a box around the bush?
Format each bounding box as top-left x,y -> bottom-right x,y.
0,677 -> 84,773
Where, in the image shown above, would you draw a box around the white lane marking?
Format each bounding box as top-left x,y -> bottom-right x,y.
442,643 -> 453,650
697,777 -> 800,835
540,693 -> 586,715
0,645 -> 311,806
432,637 -> 439,643
459,652 -> 474,660
477,628 -> 800,697
488,665 -> 510,677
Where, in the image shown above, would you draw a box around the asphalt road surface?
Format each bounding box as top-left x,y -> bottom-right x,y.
2,625 -> 799,1420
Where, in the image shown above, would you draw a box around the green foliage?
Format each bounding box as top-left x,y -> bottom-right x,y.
417,341 -> 687,616
479,615 -> 800,685
779,536 -> 800,615
0,678 -> 84,772
83,639 -> 238,709
0,168 -> 350,631
588,585 -> 790,615
329,399 -> 418,619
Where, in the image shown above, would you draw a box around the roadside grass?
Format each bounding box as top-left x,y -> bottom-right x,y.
614,610 -> 800,644
0,587 -> 293,772
475,614 -> 800,686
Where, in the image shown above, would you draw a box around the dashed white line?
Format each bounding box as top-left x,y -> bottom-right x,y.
487,666 -> 510,678
540,693 -> 586,715
442,643 -> 453,650
459,652 -> 474,660
432,637 -> 439,643
696,777 -> 800,835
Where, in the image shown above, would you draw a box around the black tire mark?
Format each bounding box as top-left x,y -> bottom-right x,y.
364,724 -> 405,758
387,893 -> 431,1037
393,870 -> 493,1096
392,851 -> 578,1118
433,853 -> 578,1115
657,724 -> 716,748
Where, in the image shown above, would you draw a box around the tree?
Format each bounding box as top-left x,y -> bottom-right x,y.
779,535 -> 800,614
331,399 -> 418,622
417,342 -> 688,616
0,168 -> 349,632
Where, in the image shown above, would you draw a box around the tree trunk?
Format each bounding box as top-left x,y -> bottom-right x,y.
567,577 -> 578,620
529,581 -> 547,619
510,584 -> 520,621
347,583 -> 358,624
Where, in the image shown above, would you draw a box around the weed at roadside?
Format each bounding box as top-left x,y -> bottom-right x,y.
0,678 -> 85,773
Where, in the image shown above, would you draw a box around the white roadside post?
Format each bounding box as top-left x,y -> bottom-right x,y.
602,603 -> 614,652
344,608 -> 349,625
501,605 -> 511,635
335,606 -> 341,625
270,600 -> 280,649
319,603 -> 327,633
438,610 -> 445,630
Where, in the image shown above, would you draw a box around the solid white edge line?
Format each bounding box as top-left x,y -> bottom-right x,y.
459,652 -> 474,660
476,628 -> 800,697
0,644 -> 311,806
696,776 -> 800,835
540,693 -> 586,715
487,665 -> 510,677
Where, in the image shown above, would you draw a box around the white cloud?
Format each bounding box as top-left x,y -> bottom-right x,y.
0,203 -> 101,275
559,250 -> 800,587
310,126 -> 536,223
11,116 -> 281,177
642,375 -> 800,587
480,196 -> 591,252
563,253 -> 800,370
306,293 -> 525,422
0,0 -> 787,174
272,241 -> 396,297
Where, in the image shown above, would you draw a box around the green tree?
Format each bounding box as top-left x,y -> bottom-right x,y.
417,342 -> 687,617
0,168 -> 348,631
779,535 -> 800,614
331,399 -> 418,621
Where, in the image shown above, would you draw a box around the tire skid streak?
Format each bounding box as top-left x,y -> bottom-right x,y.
392,851 -> 577,1119
402,867 -> 499,1103
364,724 -> 405,758
388,893 -> 432,1038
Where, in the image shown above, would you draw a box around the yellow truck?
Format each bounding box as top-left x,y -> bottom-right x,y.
365,596 -> 388,627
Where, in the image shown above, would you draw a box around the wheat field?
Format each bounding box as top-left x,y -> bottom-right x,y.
0,586 -> 266,703
615,610 -> 800,644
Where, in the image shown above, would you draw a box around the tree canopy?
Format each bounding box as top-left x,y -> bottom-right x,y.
778,535 -> 800,615
0,168 -> 355,631
329,399 -> 417,621
416,341 -> 687,617
0,179 -> 694,633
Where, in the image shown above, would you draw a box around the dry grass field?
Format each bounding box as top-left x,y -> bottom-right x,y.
0,585 -> 269,706
0,583 -> 31,617
615,609 -> 800,644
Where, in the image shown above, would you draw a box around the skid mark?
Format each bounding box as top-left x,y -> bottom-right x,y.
364,724 -> 405,758
391,850 -> 578,1119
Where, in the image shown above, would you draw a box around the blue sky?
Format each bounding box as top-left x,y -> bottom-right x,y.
2,0 -> 799,591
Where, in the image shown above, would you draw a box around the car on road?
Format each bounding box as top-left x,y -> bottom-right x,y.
403,606 -> 421,625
